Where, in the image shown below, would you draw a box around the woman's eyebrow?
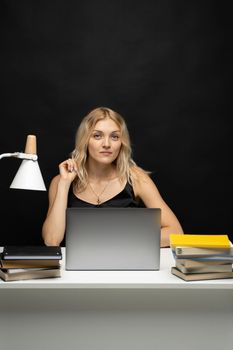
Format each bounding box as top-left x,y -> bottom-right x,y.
93,129 -> 120,133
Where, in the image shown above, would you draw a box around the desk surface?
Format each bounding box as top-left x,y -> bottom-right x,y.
1,248 -> 233,289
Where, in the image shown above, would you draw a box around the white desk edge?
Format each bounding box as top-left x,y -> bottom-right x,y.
1,247 -> 233,289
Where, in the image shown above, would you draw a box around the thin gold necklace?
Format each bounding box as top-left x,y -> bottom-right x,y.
88,179 -> 111,205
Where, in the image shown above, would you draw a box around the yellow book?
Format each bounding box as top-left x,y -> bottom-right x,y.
170,234 -> 231,248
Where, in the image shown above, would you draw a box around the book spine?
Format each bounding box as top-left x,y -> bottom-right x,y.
174,247 -> 233,257
1,262 -> 60,268
3,255 -> 62,260
0,268 -> 61,281
176,262 -> 233,274
176,259 -> 233,267
171,267 -> 233,281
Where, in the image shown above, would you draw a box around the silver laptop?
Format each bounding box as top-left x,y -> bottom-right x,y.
65,208 -> 161,271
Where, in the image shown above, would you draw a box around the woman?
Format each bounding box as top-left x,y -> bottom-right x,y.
42,107 -> 183,247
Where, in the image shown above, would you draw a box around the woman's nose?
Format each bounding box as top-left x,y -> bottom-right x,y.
102,137 -> 110,148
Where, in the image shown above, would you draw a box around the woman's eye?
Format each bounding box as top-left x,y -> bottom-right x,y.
111,135 -> 119,140
93,134 -> 102,139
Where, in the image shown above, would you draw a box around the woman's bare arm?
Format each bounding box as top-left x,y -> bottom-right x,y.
42,159 -> 77,246
133,170 -> 183,247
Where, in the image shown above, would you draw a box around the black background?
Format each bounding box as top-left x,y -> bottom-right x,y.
1,0 -> 232,246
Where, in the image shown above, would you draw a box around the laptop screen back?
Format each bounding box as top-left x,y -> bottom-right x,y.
65,207 -> 161,270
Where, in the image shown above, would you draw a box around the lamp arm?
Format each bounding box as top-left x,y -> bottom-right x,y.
0,152 -> 38,161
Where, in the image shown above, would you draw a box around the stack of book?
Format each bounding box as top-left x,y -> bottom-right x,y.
0,245 -> 62,281
170,234 -> 233,281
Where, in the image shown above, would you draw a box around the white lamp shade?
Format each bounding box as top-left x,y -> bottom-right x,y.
10,159 -> 46,191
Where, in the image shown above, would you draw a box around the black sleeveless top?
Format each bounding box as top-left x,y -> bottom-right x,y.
68,182 -> 144,208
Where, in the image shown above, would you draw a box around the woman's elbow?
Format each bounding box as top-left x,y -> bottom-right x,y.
42,226 -> 62,246
170,223 -> 184,235
43,236 -> 61,246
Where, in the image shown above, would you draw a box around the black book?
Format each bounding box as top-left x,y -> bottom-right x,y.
2,246 -> 62,260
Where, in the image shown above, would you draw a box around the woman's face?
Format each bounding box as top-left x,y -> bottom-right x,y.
87,118 -> 122,165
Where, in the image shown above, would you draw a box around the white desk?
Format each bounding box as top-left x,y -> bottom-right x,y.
1,248 -> 233,350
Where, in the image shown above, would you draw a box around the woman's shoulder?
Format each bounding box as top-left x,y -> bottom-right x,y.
130,165 -> 152,183
130,165 -> 154,195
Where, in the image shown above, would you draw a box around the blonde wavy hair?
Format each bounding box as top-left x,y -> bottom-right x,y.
71,107 -> 143,193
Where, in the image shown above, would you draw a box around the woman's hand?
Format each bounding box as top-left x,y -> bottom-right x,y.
59,158 -> 77,183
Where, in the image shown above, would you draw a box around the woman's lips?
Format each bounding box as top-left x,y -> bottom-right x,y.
100,152 -> 112,156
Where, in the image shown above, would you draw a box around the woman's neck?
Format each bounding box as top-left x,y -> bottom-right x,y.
86,162 -> 116,182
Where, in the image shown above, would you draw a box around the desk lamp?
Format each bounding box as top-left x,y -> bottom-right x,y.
0,134 -> 46,191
